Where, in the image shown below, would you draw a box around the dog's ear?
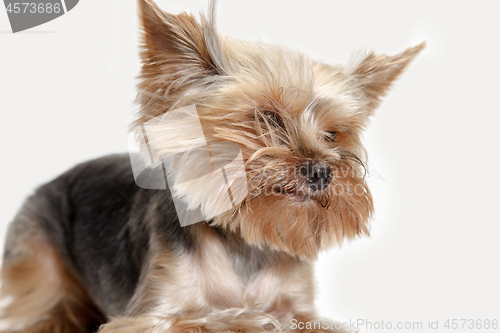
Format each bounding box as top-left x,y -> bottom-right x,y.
348,42 -> 425,112
135,0 -> 221,125
138,0 -> 219,85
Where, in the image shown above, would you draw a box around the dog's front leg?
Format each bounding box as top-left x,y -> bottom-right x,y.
245,259 -> 353,333
98,309 -> 286,333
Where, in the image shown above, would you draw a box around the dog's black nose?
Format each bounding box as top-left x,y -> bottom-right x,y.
300,162 -> 333,190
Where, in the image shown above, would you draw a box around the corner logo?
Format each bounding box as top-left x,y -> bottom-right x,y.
4,0 -> 79,33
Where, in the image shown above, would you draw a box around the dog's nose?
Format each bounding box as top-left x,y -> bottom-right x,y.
300,162 -> 333,190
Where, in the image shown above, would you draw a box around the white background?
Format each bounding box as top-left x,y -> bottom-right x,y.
1,1 -> 499,332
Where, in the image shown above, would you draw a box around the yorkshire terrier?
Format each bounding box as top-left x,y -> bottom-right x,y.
0,0 -> 424,332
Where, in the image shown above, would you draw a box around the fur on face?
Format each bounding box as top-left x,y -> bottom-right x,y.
133,0 -> 424,260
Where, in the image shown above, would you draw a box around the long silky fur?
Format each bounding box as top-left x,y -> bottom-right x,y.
0,1 -> 424,332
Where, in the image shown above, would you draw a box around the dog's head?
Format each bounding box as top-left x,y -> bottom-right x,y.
133,0 -> 424,260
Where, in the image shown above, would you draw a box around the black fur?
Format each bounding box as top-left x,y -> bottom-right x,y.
9,154 -> 192,316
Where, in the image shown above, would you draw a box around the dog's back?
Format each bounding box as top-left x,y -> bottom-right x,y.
0,154 -> 181,331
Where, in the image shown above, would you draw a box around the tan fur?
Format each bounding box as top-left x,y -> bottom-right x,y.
0,238 -> 103,333
346,42 -> 426,112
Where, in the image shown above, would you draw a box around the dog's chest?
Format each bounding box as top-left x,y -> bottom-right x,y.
151,228 -> 309,317
183,235 -> 296,311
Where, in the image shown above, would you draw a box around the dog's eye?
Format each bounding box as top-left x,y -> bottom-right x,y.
325,131 -> 337,142
263,110 -> 284,129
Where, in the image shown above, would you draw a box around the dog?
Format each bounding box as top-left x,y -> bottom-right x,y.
0,0 -> 424,332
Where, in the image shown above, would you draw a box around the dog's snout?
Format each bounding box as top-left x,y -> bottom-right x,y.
300,162 -> 333,190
